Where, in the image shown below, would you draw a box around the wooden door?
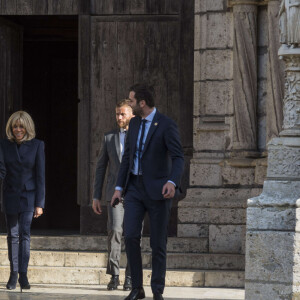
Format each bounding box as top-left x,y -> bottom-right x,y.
90,16 -> 181,183
0,17 -> 23,230
78,16 -> 181,208
78,1 -> 194,234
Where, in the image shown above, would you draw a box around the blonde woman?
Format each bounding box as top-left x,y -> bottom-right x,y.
0,111 -> 45,291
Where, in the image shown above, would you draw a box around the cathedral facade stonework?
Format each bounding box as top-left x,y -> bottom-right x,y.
180,0 -> 280,254
187,0 -> 300,297
0,0 -> 297,290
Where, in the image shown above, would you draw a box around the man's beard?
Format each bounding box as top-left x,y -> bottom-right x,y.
118,120 -> 129,129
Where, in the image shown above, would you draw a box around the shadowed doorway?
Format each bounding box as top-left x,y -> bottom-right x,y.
4,16 -> 80,232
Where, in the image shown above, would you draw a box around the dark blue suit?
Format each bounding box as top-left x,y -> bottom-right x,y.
0,144 -> 5,180
116,110 -> 184,294
0,138 -> 45,273
0,138 -> 45,214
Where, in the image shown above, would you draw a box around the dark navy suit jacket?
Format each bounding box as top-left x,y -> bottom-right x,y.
0,138 -> 45,214
0,144 -> 5,181
116,110 -> 184,200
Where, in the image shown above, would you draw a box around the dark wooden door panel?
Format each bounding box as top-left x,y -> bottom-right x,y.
33,0 -> 48,14
49,0 -> 79,14
0,0 -> 79,15
78,15 -> 91,206
91,0 -> 180,15
78,2 -> 194,234
17,0 -> 33,15
116,21 -> 135,101
1,1 -> 17,15
90,21 -> 118,189
89,17 -> 181,195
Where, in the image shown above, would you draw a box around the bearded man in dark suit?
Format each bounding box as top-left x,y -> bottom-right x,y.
111,84 -> 184,300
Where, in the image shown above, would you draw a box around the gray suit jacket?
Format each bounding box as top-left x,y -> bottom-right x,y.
93,129 -> 122,202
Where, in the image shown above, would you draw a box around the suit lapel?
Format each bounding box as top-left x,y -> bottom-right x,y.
9,141 -> 21,162
142,111 -> 160,156
18,140 -> 32,162
114,131 -> 121,162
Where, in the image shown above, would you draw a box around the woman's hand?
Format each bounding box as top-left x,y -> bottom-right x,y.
34,207 -> 43,218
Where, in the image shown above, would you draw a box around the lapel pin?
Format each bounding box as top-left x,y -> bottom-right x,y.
154,122 -> 158,126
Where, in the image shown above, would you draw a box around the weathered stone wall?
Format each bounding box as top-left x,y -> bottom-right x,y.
179,0 -> 284,271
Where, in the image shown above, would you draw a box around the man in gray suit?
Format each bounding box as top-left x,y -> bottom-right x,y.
93,99 -> 133,291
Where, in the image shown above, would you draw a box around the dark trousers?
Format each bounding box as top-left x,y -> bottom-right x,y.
5,212 -> 34,273
107,202 -> 130,277
124,175 -> 172,295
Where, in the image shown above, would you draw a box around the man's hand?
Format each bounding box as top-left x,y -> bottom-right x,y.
92,199 -> 102,215
162,182 -> 175,199
111,190 -> 122,207
34,207 -> 43,218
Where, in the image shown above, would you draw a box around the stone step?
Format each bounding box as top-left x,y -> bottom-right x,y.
0,250 -> 244,270
0,266 -> 245,288
0,234 -> 207,253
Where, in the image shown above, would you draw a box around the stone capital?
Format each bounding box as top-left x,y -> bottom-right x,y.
276,47 -> 300,134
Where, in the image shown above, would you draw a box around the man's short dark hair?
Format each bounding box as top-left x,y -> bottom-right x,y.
129,84 -> 155,108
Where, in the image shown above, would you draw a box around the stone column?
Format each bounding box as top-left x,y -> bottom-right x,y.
245,2 -> 300,298
266,0 -> 285,142
231,0 -> 258,152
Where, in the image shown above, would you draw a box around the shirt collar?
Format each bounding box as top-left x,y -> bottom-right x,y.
120,128 -> 126,133
143,107 -> 156,123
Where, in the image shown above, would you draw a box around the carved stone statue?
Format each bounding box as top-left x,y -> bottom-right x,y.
279,0 -> 288,44
279,0 -> 300,48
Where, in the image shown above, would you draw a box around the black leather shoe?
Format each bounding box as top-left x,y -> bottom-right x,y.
107,275 -> 120,290
6,271 -> 18,290
153,293 -> 164,300
124,287 -> 145,300
18,272 -> 30,292
123,276 -> 132,291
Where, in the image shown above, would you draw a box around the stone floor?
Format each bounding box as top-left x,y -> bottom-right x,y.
0,285 -> 245,300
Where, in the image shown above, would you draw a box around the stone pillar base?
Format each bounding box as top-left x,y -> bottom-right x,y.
246,179 -> 300,300
246,136 -> 300,299
246,280 -> 300,299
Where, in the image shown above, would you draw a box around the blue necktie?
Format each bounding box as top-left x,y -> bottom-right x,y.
138,119 -> 146,175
